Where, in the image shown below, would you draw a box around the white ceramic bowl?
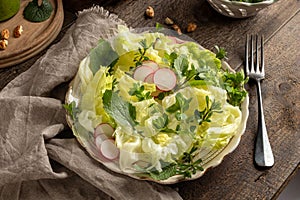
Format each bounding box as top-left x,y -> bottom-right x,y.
65,28 -> 249,184
207,0 -> 276,18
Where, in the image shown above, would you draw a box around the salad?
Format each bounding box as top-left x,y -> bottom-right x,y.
65,26 -> 248,181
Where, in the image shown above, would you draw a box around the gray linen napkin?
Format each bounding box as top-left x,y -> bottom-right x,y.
0,6 -> 182,200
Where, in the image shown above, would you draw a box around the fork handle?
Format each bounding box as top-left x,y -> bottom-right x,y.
254,80 -> 274,167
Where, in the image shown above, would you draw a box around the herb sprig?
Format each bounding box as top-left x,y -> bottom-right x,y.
194,96 -> 222,125
63,101 -> 79,120
222,70 -> 248,107
149,146 -> 203,180
128,83 -> 152,101
134,39 -> 153,67
214,45 -> 227,60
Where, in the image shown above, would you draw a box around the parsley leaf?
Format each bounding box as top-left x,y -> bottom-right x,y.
214,45 -> 227,60
128,83 -> 152,101
222,70 -> 248,107
166,93 -> 192,114
151,113 -> 175,133
164,52 -> 178,67
174,55 -> 189,79
63,101 -> 79,120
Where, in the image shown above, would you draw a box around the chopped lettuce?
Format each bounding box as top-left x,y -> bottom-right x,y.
72,26 -> 247,179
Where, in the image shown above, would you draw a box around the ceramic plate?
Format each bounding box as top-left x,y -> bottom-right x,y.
65,27 -> 249,184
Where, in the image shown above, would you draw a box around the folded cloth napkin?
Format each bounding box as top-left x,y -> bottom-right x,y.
0,7 -> 182,200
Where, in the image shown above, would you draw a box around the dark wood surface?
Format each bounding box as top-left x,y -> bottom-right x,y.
0,0 -> 299,199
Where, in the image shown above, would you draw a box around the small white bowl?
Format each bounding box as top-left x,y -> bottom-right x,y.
207,0 -> 276,18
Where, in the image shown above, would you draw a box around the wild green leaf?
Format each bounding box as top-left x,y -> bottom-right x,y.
89,39 -> 119,74
23,0 -> 53,22
102,90 -> 137,128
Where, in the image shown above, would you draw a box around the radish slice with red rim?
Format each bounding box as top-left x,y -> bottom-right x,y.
153,68 -> 177,91
100,139 -> 119,160
94,123 -> 115,138
168,36 -> 186,44
142,60 -> 159,71
133,65 -> 155,81
144,73 -> 154,84
95,134 -> 107,149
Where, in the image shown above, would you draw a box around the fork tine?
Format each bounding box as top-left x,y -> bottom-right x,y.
250,35 -> 254,73
256,34 -> 260,72
261,35 -> 265,75
245,34 -> 249,75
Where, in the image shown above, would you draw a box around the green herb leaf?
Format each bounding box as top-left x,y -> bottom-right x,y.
128,83 -> 152,101
152,113 -> 169,130
174,55 -> 189,78
214,45 -> 227,60
23,0 -> 53,22
89,39 -> 119,74
164,52 -> 178,67
166,93 -> 192,114
222,70 -> 248,107
149,164 -> 177,180
155,22 -> 164,31
133,39 -> 153,67
63,101 -> 79,120
149,146 -> 204,180
194,96 -> 222,125
103,90 -> 137,128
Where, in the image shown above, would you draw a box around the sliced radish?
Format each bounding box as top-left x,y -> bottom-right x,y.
95,134 -> 107,149
142,60 -> 159,71
153,68 -> 177,91
100,139 -> 119,160
94,123 -> 115,138
133,65 -> 155,81
144,73 -> 154,84
168,36 -> 185,44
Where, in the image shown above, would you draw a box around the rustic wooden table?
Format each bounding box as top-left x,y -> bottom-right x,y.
0,0 -> 299,199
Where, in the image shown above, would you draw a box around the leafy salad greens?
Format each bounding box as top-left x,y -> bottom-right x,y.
66,25 -> 248,181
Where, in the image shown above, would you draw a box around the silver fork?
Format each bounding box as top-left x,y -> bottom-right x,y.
245,34 -> 274,168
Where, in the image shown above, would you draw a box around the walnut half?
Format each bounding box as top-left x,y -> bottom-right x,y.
1,29 -> 9,40
14,25 -> 23,38
145,6 -> 154,18
187,22 -> 197,33
0,39 -> 8,50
